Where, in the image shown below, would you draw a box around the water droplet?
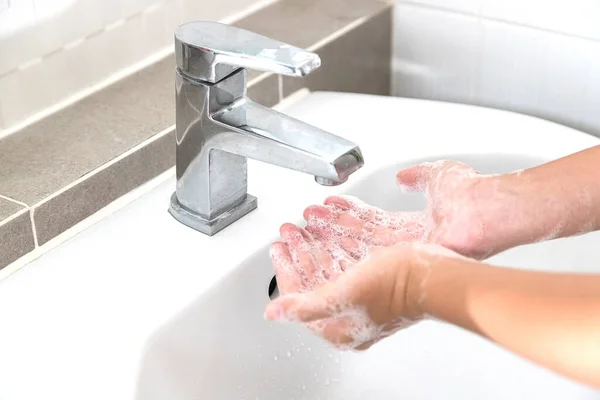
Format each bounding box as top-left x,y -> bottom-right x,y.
301,385 -> 306,391
286,350 -> 292,358
274,355 -> 278,361
325,379 -> 330,386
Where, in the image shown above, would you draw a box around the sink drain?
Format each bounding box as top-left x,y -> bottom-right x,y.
268,275 -> 279,299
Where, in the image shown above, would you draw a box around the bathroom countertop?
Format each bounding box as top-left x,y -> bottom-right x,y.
0,92 -> 597,400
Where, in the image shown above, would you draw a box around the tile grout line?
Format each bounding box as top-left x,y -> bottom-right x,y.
29,208 -> 39,248
0,207 -> 30,226
0,194 -> 29,208
0,194 -> 38,249
0,194 -> 39,248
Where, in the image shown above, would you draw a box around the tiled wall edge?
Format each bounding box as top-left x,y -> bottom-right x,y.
0,167 -> 177,281
0,2 -> 392,277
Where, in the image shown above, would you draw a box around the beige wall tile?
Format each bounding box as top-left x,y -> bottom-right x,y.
0,200 -> 34,269
247,73 -> 280,108
0,55 -> 175,205
282,8 -> 392,97
33,129 -> 174,245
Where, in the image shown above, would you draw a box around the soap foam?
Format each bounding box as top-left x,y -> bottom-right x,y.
305,302 -> 418,350
305,195 -> 427,264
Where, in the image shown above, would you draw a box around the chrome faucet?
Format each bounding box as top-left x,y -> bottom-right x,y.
168,21 -> 365,236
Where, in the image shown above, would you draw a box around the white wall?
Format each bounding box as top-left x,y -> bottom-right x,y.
0,0 -> 270,134
392,1 -> 600,136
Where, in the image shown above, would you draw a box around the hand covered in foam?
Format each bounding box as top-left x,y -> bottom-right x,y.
397,160 -> 500,259
302,195 -> 426,262
303,161 -> 502,260
267,234 -> 461,350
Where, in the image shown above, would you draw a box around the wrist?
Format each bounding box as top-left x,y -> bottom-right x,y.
403,244 -> 466,320
404,256 -> 428,320
413,251 -> 485,332
470,172 -> 539,256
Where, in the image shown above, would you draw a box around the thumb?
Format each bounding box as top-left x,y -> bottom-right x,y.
396,162 -> 438,193
264,270 -> 360,323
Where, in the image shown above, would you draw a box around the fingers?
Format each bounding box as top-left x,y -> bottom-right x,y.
396,160 -> 481,194
280,223 -> 317,288
264,281 -> 346,323
305,220 -> 366,262
325,195 -> 381,223
270,242 -> 302,295
304,204 -> 370,260
280,223 -> 343,288
396,162 -> 436,193
317,239 -> 355,271
264,292 -> 328,322
264,289 -> 384,351
354,339 -> 376,351
304,199 -> 427,258
264,257 -> 374,323
322,196 -> 351,211
307,318 -> 357,348
304,204 -> 367,240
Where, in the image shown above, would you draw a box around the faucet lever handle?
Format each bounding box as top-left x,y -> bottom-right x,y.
175,21 -> 321,83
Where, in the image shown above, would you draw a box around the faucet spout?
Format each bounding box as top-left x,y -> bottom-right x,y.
213,99 -> 364,184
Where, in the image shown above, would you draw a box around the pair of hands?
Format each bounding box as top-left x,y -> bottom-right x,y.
264,160 -> 502,350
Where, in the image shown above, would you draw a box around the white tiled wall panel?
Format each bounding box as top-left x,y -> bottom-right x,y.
479,20 -> 596,132
392,5 -> 481,104
0,65 -> 22,127
401,0 -> 481,14
404,0 -> 600,41
0,0 -> 264,132
393,1 -> 600,137
481,0 -> 600,41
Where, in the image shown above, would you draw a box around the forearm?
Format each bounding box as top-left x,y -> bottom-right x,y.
477,144 -> 600,252
415,257 -> 600,388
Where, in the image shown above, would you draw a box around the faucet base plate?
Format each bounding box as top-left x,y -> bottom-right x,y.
168,192 -> 258,236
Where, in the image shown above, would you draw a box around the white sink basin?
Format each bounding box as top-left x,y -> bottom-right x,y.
0,92 -> 599,400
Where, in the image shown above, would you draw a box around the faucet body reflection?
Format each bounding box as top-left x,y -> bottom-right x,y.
169,21 -> 364,235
